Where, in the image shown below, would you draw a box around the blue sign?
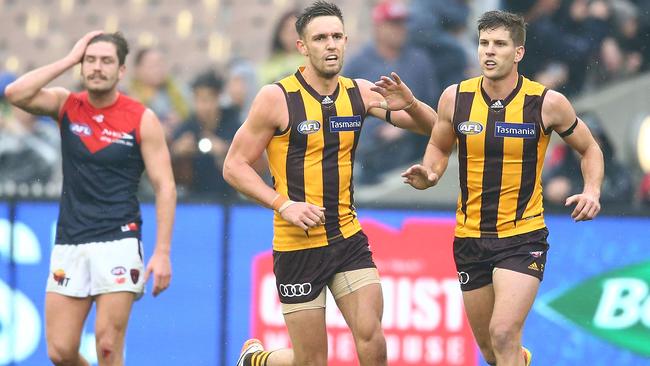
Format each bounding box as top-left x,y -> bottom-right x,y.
0,202 -> 224,365
520,216 -> 650,366
3,202 -> 650,366
225,206 -> 274,364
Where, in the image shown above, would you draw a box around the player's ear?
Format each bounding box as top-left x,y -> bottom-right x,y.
514,45 -> 525,63
118,64 -> 126,80
297,39 -> 308,56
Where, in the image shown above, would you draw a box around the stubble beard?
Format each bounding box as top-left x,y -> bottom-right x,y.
315,62 -> 342,80
483,67 -> 512,82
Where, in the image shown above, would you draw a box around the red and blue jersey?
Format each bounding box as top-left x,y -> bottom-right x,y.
56,92 -> 146,244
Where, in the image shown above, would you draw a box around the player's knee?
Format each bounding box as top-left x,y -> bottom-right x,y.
353,323 -> 387,362
47,341 -> 80,366
95,328 -> 124,361
96,336 -> 117,360
354,318 -> 383,343
489,322 -> 520,352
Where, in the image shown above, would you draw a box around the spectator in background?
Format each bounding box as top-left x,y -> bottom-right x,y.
129,48 -> 191,137
588,0 -> 644,86
408,0 -> 470,91
171,70 -> 240,201
224,56 -> 259,121
258,10 -> 303,85
0,104 -> 60,188
346,0 -> 439,185
544,113 -> 634,205
1,70 -> 60,191
635,0 -> 650,71
506,0 -> 611,95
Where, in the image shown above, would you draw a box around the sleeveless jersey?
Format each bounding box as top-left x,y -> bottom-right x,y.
453,75 -> 550,238
56,92 -> 146,244
268,69 -> 366,251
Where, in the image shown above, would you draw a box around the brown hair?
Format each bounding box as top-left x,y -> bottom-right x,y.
477,10 -> 526,46
87,32 -> 130,65
295,1 -> 343,37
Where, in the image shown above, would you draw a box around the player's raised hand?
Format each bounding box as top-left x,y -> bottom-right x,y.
279,201 -> 326,230
369,72 -> 417,111
401,164 -> 439,190
67,30 -> 104,64
565,191 -> 601,221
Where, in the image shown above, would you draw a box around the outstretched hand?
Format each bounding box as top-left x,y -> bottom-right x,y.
401,164 -> 439,190
369,72 -> 416,111
145,251 -> 172,297
565,192 -> 601,221
67,30 -> 103,64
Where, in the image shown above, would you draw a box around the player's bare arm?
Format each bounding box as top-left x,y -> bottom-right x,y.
4,30 -> 103,118
356,73 -> 437,135
543,90 -> 604,221
140,109 -> 176,296
223,85 -> 325,230
402,84 -> 457,190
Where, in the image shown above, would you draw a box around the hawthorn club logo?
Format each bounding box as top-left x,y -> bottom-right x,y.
538,261 -> 650,356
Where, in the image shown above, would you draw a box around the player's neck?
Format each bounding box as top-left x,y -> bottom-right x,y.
482,71 -> 519,101
301,65 -> 339,96
87,89 -> 120,109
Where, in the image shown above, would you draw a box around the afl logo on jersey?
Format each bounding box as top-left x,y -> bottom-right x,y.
70,123 -> 92,136
297,120 -> 321,135
458,121 -> 484,135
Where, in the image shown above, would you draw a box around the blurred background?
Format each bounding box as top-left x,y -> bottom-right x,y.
0,0 -> 649,365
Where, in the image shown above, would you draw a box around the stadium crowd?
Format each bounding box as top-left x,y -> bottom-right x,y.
1,0 -> 649,207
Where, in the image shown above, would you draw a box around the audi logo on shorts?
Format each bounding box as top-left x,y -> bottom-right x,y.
458,271 -> 470,285
279,283 -> 312,297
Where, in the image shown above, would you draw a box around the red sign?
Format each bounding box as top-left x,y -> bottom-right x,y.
250,218 -> 477,365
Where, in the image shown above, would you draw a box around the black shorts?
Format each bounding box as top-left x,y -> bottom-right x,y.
453,228 -> 549,291
273,230 -> 376,304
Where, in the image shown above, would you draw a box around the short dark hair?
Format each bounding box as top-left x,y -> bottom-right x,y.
477,10 -> 526,46
295,1 -> 344,37
191,70 -> 224,93
87,32 -> 129,65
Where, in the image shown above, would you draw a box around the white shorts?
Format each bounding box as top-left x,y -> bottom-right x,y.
46,237 -> 145,299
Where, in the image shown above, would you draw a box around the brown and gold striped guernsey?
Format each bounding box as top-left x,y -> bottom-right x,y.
453,75 -> 551,238
268,68 -> 365,251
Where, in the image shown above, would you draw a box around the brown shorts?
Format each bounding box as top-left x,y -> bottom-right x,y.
273,230 -> 376,304
453,228 -> 549,291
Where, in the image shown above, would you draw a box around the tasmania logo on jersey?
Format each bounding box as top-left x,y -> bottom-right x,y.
297,120 -> 321,135
458,121 -> 484,135
329,115 -> 362,132
495,122 -> 536,139
69,123 -> 92,136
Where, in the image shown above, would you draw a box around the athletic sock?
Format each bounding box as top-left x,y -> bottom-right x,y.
243,351 -> 272,366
